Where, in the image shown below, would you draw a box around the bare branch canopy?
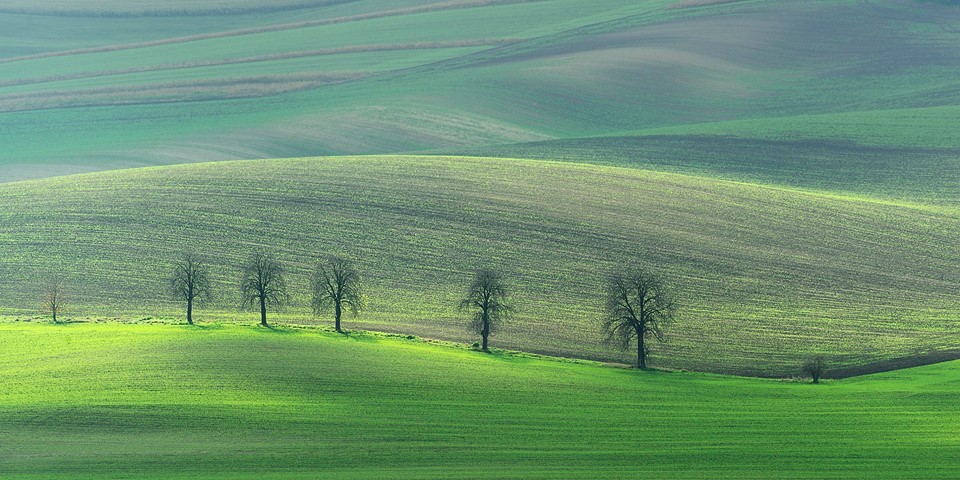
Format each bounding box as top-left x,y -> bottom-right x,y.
42,276 -> 67,324
311,256 -> 364,333
240,249 -> 288,327
460,268 -> 511,352
169,252 -> 212,325
602,266 -> 677,369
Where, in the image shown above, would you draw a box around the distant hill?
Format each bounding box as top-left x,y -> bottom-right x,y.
1,0 -> 958,182
453,106 -> 960,206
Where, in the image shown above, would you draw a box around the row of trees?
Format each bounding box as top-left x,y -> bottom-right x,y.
40,251 -> 687,370
171,251 -> 363,333
169,250 -> 677,369
43,250 -> 825,379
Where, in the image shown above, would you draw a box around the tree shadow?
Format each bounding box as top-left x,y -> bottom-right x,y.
185,322 -> 226,331
256,323 -> 297,334
47,319 -> 89,326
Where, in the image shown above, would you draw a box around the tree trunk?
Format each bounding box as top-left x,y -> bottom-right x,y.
186,298 -> 193,325
481,313 -> 490,351
637,332 -> 646,369
260,297 -> 268,327
52,307 -> 57,324
335,302 -> 342,333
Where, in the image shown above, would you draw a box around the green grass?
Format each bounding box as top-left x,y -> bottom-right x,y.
1,321 -> 959,478
5,3 -> 959,476
629,106 -> 960,151
2,155 -> 960,377
2,0 -> 959,182
453,131 -> 960,206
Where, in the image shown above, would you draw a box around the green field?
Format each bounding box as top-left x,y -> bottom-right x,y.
3,155 -> 960,377
2,0 -> 959,182
456,130 -> 960,206
4,1 -> 960,476
1,322 -> 958,479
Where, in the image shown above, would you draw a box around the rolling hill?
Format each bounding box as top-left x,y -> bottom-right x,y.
1,322 -> 958,478
1,0 -> 959,182
4,1 -> 960,477
454,109 -> 960,206
2,155 -> 959,377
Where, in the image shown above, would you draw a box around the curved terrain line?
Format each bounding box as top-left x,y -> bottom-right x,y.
323,323 -> 960,380
0,73 -> 366,113
667,0 -> 749,9
0,39 -> 520,89
826,350 -> 960,379
0,0 -> 358,18
0,0 -> 541,65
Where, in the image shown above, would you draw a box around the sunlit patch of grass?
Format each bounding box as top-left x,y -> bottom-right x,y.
1,322 -> 959,478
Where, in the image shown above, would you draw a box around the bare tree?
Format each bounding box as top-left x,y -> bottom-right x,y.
240,250 -> 288,327
602,267 -> 677,369
802,356 -> 826,383
460,269 -> 511,352
311,256 -> 364,333
42,277 -> 67,323
169,252 -> 212,325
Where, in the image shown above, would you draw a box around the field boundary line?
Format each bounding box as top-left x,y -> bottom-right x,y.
0,0 -> 543,65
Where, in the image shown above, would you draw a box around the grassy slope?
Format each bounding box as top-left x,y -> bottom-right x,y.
2,0 -> 959,182
629,106 -> 960,150
2,156 -> 960,376
1,322 -> 959,479
449,83 -> 960,204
